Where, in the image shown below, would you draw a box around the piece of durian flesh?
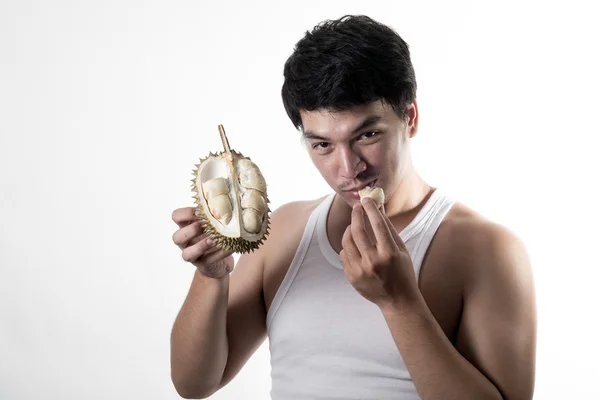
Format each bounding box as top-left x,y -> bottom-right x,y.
358,186 -> 385,209
192,125 -> 271,254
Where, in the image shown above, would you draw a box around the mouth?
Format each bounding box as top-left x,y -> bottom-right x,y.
346,179 -> 378,200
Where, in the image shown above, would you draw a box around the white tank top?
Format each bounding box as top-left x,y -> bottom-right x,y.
266,189 -> 455,400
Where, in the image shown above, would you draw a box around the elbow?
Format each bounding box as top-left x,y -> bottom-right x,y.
171,372 -> 220,399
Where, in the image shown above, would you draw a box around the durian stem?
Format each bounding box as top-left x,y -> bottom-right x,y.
218,124 -> 233,162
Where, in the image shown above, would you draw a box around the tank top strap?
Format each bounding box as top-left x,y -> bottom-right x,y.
266,194 -> 334,331
408,191 -> 455,273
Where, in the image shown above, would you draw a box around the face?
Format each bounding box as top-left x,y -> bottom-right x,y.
300,100 -> 418,207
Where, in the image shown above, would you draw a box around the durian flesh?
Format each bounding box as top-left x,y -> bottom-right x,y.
192,128 -> 270,254
359,186 -> 385,209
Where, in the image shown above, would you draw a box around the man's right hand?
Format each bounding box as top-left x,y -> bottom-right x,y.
172,207 -> 234,279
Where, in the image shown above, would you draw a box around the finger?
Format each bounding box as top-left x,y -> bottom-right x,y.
350,204 -> 375,256
181,237 -> 216,263
382,213 -> 409,253
188,234 -> 219,252
172,221 -> 205,249
202,248 -> 234,266
361,198 -> 395,249
189,237 -> 222,259
341,225 -> 360,267
339,248 -> 350,271
172,207 -> 199,228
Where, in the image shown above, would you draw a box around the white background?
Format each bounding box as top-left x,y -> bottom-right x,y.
1,0 -> 599,399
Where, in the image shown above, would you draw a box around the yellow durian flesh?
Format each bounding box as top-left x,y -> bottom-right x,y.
207,194 -> 233,224
202,177 -> 233,224
191,126 -> 271,254
236,158 -> 267,193
240,187 -> 268,215
202,177 -> 229,200
242,209 -> 263,234
359,186 -> 385,209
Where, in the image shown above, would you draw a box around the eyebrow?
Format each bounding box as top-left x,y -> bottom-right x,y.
301,115 -> 382,141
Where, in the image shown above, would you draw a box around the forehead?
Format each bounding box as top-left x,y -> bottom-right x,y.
300,101 -> 396,139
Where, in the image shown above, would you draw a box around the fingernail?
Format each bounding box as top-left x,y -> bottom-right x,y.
206,238 -> 214,246
362,198 -> 370,205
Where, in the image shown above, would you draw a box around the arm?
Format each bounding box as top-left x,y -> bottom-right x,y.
170,271 -> 232,399
380,224 -> 536,400
170,250 -> 268,398
341,199 -> 536,400
169,206 -> 267,399
170,202 -> 304,398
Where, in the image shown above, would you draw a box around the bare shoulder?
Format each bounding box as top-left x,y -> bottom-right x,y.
262,196 -> 325,251
439,201 -> 532,289
441,203 -> 537,399
260,196 -> 327,312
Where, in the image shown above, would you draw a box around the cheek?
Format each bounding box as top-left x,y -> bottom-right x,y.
310,153 -> 338,182
365,141 -> 394,168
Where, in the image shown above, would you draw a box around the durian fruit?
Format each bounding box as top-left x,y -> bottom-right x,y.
359,186 -> 385,209
191,125 -> 271,254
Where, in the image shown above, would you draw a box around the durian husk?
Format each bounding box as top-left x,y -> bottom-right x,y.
191,126 -> 271,254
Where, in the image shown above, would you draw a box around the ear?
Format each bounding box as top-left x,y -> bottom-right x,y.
407,100 -> 419,138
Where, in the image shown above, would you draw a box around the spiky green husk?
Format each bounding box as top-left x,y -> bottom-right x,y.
191,151 -> 271,254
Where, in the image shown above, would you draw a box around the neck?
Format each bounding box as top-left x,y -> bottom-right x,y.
384,164 -> 431,219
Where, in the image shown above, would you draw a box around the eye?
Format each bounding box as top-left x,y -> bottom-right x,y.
312,142 -> 330,149
359,131 -> 379,140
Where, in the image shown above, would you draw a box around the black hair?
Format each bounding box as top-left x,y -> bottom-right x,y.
281,15 -> 417,130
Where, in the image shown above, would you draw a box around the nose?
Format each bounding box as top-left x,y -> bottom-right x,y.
339,146 -> 366,179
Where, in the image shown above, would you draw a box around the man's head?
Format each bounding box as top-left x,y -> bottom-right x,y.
281,15 -> 419,206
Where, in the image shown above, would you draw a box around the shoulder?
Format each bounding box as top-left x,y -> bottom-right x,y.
236,195 -> 327,262
439,201 -> 532,290
270,196 -> 325,224
257,197 -> 323,261
266,196 -> 326,239
257,195 -> 331,310
442,203 -> 536,399
238,196 -> 326,262
254,197 -> 320,256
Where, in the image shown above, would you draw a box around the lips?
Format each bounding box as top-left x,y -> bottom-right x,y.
345,179 -> 378,199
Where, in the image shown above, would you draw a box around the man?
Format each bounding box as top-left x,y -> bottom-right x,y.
170,15 -> 536,400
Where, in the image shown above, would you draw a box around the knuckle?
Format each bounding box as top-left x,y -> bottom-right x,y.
181,229 -> 192,243
342,226 -> 349,237
374,220 -> 386,232
171,209 -> 181,223
341,232 -> 350,247
193,221 -> 205,236
380,250 -> 394,264
181,250 -> 192,262
354,268 -> 365,281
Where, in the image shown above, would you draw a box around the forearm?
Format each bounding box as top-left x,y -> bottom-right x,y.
381,297 -> 503,400
170,269 -> 230,398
